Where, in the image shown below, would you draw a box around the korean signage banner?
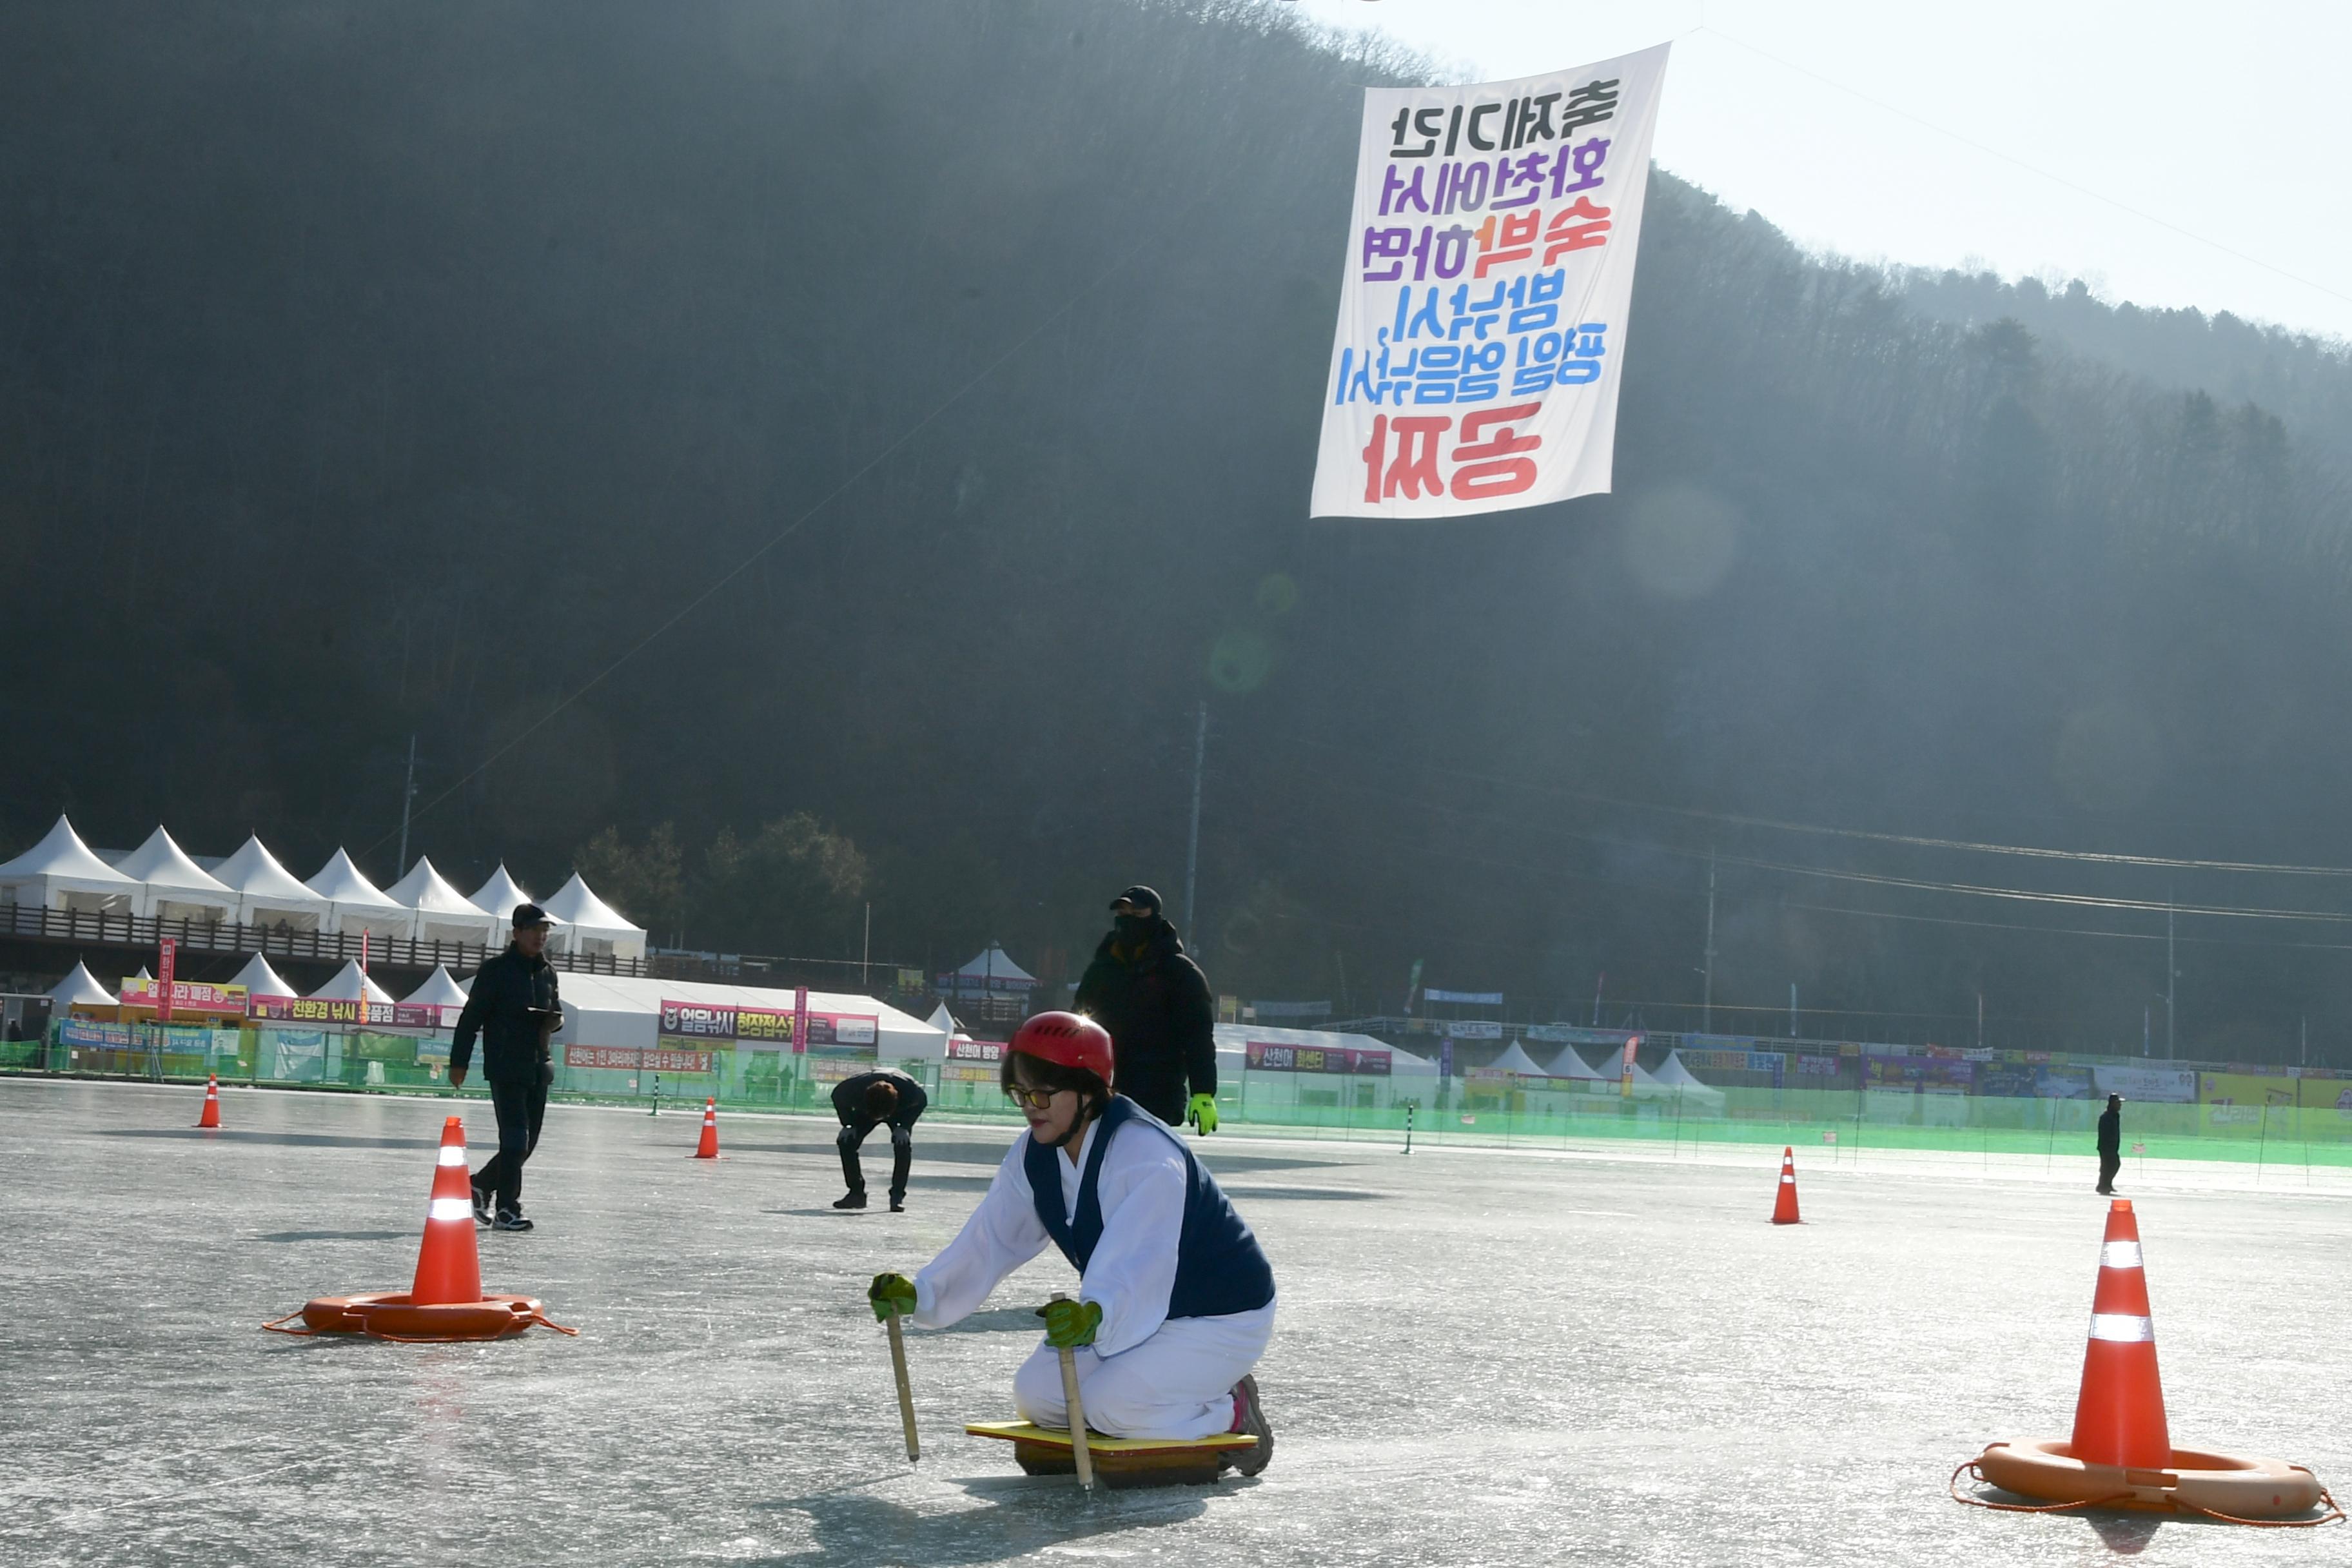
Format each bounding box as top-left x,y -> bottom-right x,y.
1311,45 -> 1671,518
1245,1041 -> 1392,1077
119,978 -> 250,1018
658,998 -> 877,1053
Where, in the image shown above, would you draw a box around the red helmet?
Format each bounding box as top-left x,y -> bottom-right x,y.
1009,1012 -> 1114,1086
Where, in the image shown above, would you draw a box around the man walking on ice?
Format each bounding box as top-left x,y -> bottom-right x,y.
449,901 -> 562,1232
866,1012 -> 1275,1472
831,1066 -> 926,1211
1073,885 -> 1220,1133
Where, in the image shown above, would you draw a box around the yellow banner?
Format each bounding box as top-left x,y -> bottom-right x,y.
2197,1072 -> 2297,1108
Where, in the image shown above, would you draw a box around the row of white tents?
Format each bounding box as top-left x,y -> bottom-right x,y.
0,816 -> 646,958
1481,1037 -> 1725,1102
48,952 -> 476,1015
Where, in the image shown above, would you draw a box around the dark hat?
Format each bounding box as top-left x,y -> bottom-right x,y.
512,902 -> 553,929
1109,885 -> 1162,915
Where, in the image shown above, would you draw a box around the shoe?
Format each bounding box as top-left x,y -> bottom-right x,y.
833,1191 -> 867,1210
889,1198 -> 905,1213
1230,1375 -> 1272,1476
492,1212 -> 534,1231
471,1186 -> 492,1226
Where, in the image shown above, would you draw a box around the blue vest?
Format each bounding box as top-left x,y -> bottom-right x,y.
1024,1096 -> 1276,1320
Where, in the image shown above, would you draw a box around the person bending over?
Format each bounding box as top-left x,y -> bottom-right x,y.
867,1012 -> 1275,1472
832,1066 -> 926,1212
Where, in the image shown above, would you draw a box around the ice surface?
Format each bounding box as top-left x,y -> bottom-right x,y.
2,1078 -> 2345,1565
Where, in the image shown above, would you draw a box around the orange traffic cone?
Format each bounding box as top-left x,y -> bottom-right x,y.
196,1073 -> 222,1129
411,1115 -> 484,1307
692,1097 -> 720,1160
2070,1198 -> 2169,1468
1770,1146 -> 1801,1224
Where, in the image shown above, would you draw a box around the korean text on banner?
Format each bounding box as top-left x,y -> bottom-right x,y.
1311,45 -> 1671,518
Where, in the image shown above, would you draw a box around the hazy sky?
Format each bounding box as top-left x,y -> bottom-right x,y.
1289,0 -> 2352,342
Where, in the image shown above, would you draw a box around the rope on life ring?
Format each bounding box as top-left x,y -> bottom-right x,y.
362,1311 -> 578,1343
1950,1459 -> 2345,1529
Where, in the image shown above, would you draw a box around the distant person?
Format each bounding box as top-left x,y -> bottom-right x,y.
449,903 -> 563,1231
1073,885 -> 1218,1132
2096,1093 -> 2124,1195
832,1066 -> 927,1212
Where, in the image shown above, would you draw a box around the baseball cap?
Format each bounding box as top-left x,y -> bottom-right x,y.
512,902 -> 553,929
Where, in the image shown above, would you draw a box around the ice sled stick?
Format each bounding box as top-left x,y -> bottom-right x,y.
885,1304 -> 919,1462
1050,1291 -> 1095,1491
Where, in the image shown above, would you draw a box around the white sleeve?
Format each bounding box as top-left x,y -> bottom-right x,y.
910,1135 -> 1051,1328
1077,1125 -> 1188,1357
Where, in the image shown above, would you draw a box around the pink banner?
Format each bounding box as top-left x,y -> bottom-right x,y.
1246,1041 -> 1391,1076
119,978 -> 249,1017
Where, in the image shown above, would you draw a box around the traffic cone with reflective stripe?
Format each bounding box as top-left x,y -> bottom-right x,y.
692,1097 -> 720,1160
1770,1146 -> 1801,1224
411,1116 -> 484,1307
196,1073 -> 221,1129
2070,1198 -> 2168,1468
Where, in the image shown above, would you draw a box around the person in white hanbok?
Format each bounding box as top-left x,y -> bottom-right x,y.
869,1012 -> 1275,1470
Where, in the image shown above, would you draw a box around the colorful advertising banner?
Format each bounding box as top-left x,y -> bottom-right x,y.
2198,1072 -> 2298,1109
248,997 -> 445,1030
119,979 -> 250,1017
1443,1021 -> 1504,1039
1245,1041 -> 1392,1076
1312,45 -> 1672,518
2298,1077 -> 2352,1115
564,1045 -> 714,1073
946,1038 -> 1006,1063
1865,1055 -> 1975,1092
2092,1064 -> 2198,1104
656,998 -> 876,1054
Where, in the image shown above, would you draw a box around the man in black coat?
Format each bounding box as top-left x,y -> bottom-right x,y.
831,1066 -> 927,1212
1072,884 -> 1217,1130
2095,1093 -> 2123,1194
450,903 -> 563,1231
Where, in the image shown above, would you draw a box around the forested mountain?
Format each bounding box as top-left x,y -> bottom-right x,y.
7,0 -> 2352,1061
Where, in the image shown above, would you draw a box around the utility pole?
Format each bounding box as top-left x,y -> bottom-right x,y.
1977,992 -> 1984,1053
395,733 -> 419,876
2300,1014 -> 2307,1068
1592,971 -> 1605,1028
1788,982 -> 1798,1039
1183,700 -> 1208,934
1701,850 -> 1717,1035
862,902 -> 871,990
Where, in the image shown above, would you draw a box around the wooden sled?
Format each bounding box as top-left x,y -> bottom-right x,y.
965,1420 -> 1259,1489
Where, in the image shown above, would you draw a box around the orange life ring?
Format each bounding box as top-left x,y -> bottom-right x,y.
1970,1438 -> 2331,1522
270,1291 -> 569,1342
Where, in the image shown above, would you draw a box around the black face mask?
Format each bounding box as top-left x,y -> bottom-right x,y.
1112,912 -> 1154,942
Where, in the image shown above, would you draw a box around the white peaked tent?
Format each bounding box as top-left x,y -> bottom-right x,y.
541,872 -> 647,961
386,858 -> 501,947
132,966 -> 152,981
111,827 -> 237,922
214,837 -> 328,931
1543,1044 -> 1612,1081
941,945 -> 1038,999
1487,1039 -> 1551,1076
226,952 -> 297,999
0,817 -> 141,914
402,964 -> 471,1013
470,864 -> 536,929
49,960 -> 118,1012
305,850 -> 413,939
1654,1050 -> 1728,1106
308,959 -> 395,1005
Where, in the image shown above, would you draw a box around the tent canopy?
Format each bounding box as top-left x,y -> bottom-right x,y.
470,865 -> 536,928
305,850 -> 413,937
946,944 -> 1037,986
554,974 -> 942,1059
1654,1051 -> 1729,1101
386,858 -> 500,945
542,872 -> 647,959
0,817 -> 141,912
110,827 -> 237,919
1212,1022 -> 1437,1076
308,960 -> 395,1004
226,952 -> 297,999
213,837 -> 328,929
48,960 -> 118,1010
402,965 -> 471,1009
1543,1044 -> 1610,1080
1486,1039 -> 1549,1076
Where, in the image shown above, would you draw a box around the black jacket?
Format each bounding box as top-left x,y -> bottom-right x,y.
1073,917 -> 1215,1121
451,945 -> 562,1084
2097,1106 -> 2121,1156
832,1068 -> 927,1128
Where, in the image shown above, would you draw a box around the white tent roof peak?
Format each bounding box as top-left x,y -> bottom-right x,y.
1542,1044 -> 1609,1079
49,960 -> 118,1008
308,959 -> 395,1004
402,965 -> 471,1008
951,944 -> 1037,985
542,872 -> 640,934
1655,1051 -> 1727,1099
306,849 -> 404,910
0,816 -> 141,888
113,827 -> 232,894
226,953 -> 297,997
471,863 -> 536,926
1487,1039 -> 1549,1075
386,857 -> 493,918
213,836 -> 320,901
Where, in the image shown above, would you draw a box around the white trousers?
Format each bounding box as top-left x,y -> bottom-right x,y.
1012,1300 -> 1276,1440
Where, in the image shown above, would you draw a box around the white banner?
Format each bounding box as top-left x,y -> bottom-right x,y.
1310,45 -> 1671,518
2092,1064 -> 2199,1104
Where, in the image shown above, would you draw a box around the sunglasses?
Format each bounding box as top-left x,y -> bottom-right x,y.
1004,1084 -> 1070,1110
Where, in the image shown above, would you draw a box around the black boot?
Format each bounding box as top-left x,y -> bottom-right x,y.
833,1190 -> 867,1210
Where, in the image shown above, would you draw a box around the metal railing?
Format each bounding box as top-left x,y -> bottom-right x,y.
0,903 -> 647,976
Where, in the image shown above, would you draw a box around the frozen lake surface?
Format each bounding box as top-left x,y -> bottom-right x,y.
3,1078 -> 2345,1565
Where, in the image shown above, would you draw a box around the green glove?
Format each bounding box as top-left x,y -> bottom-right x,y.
1037,1297 -> 1102,1349
1187,1093 -> 1219,1135
868,1271 -> 916,1322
